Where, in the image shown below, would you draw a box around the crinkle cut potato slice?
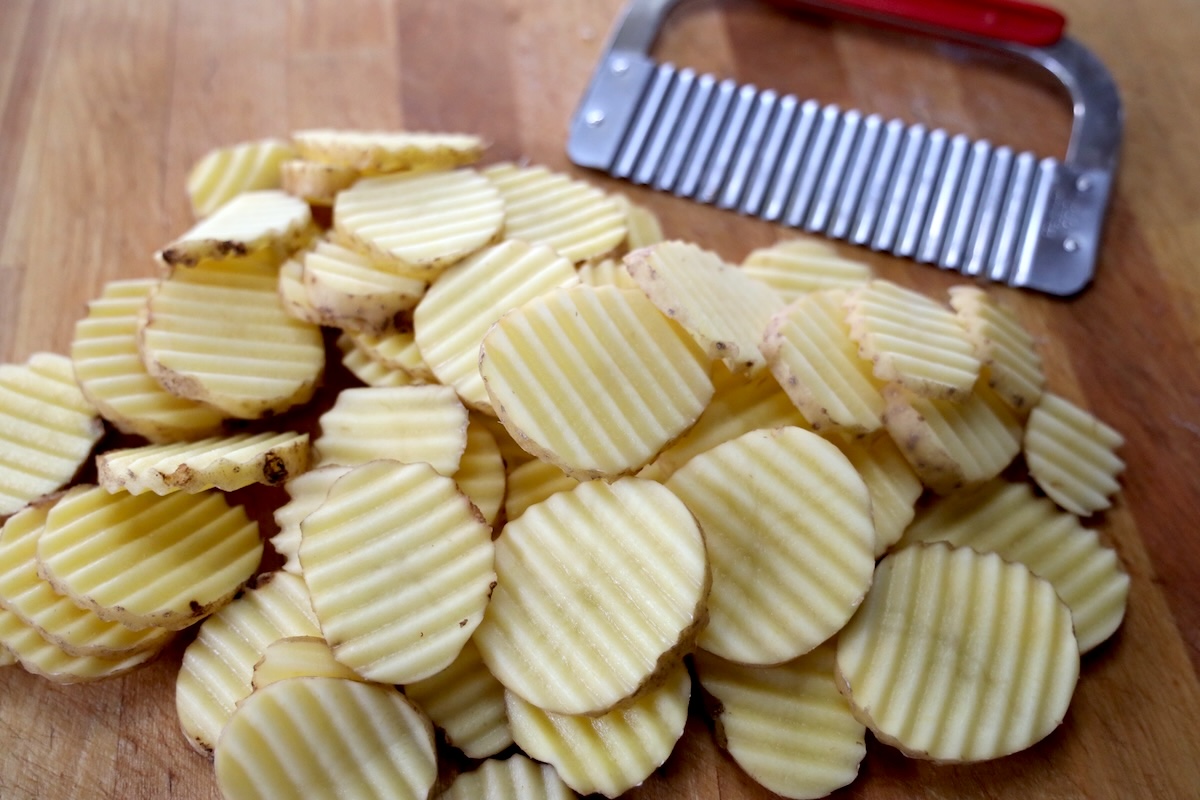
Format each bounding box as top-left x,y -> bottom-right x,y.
156,189 -> 315,268
335,333 -> 415,388
280,158 -> 359,206
187,138 -> 297,219
301,237 -> 427,335
440,753 -> 577,800
948,285 -> 1045,413
836,542 -> 1079,763
1024,391 -> 1126,517
270,465 -> 353,575
473,477 -> 709,717
0,602 -> 156,684
504,457 -> 580,523
455,416 -> 506,526
292,128 -> 486,173
479,284 -> 714,480
250,636 -> 363,690
741,237 -> 873,302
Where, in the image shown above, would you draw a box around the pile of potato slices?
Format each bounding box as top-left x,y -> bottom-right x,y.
0,128 -> 1132,800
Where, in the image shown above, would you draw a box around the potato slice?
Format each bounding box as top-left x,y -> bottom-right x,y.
300,460 -> 495,684
292,128 -> 485,173
251,636 -> 362,690
140,255 -> 326,419
455,416 -> 506,526
1024,391 -> 1125,516
612,193 -> 664,251
899,478 -> 1130,653
97,431 -> 310,495
187,138 -> 297,219
482,162 -> 627,263
474,477 -> 709,716
413,240 -> 577,412
157,189 -> 316,268
440,753 -> 577,800
741,238 -> 872,302
71,279 -> 227,442
694,645 -> 867,800
833,431 -> 923,557
479,285 -> 714,480
576,257 -> 639,290
176,571 -> 321,754
505,665 -> 691,798
625,240 -> 785,373
404,639 -> 513,759
37,485 -> 262,631
948,286 -> 1045,413
666,427 -> 875,665
836,542 -> 1079,762
335,333 -> 416,388
269,464 -> 352,575
302,237 -> 427,335
503,457 -> 580,523
280,158 -> 359,206
214,676 -> 436,800
0,352 -> 105,517
0,603 -> 156,684
277,256 -> 327,326
345,325 -> 434,382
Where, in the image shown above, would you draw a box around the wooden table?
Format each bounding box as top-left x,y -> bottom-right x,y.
2,1 -> 1199,798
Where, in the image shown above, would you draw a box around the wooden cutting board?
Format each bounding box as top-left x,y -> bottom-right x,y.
3,0 -> 1200,798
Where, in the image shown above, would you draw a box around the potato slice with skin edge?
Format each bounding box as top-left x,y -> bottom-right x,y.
335,333 -> 416,388
439,753 -> 577,800
346,325 -> 434,382
300,460 -> 495,685
1024,391 -> 1125,516
187,138 -> 297,219
251,636 -> 363,690
404,639 -> 513,760
292,128 -> 486,173
270,465 -> 353,575
277,257 -> 327,326
0,603 -> 157,684
474,477 -> 710,717
280,158 -> 359,206
156,189 -> 316,269
214,676 -> 437,800
504,665 -> 691,798
836,542 -> 1079,763
302,237 -> 427,335
741,238 -> 873,302
948,285 -> 1045,413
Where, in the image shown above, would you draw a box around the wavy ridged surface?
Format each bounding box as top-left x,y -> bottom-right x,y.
846,279 -> 981,400
414,240 -> 577,412
666,427 -> 875,665
440,753 -> 577,800
612,193 -> 664,251
303,238 -> 426,334
949,286 -> 1045,413
625,240 -> 785,373
694,645 -> 867,800
456,417 -> 505,525
251,636 -> 362,689
141,257 -> 325,419
314,385 -> 468,474
503,458 -> 580,522
214,677 -> 436,800
483,162 -> 627,263
270,465 -> 352,575
347,326 -> 433,380
334,168 -> 503,273
576,258 -> 638,290
742,238 -> 873,302
37,485 -> 262,631
1024,392 -> 1126,516
300,460 -> 494,684
0,502 -> 173,658
292,129 -> 485,172
98,431 -> 310,495
175,571 -> 321,754
505,665 -> 691,798
834,431 -> 923,557
762,289 -> 886,435
404,639 -> 513,759
0,603 -> 154,684
883,382 -> 1022,494
336,334 -> 415,388
0,352 -> 104,516
277,257 -> 326,325
901,478 -> 1130,652
836,542 -> 1079,762
474,478 -> 708,716
280,159 -> 358,206
157,189 -> 314,268
186,138 -> 296,219
71,279 -> 226,442
479,285 -> 714,479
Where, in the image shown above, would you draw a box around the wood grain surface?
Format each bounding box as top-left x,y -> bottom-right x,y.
2,0 -> 1199,798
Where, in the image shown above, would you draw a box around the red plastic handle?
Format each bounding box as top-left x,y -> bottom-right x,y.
765,0 -> 1066,47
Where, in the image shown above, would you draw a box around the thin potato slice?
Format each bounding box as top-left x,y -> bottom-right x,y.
270,464 -> 352,575
455,416 -> 506,526
741,238 -> 872,302
187,138 -> 297,219
503,457 -> 580,523
439,753 -> 577,800
404,639 -> 513,759
505,665 -> 691,798
335,333 -> 416,388
302,237 -> 427,335
157,189 -> 315,268
1024,392 -> 1125,516
346,326 -> 433,382
625,240 -> 785,373
948,286 -> 1045,413
613,193 -> 664,252
214,676 -> 437,800
833,431 -> 923,557
474,478 -> 709,716
479,285 -> 714,480
300,460 -> 495,684
480,413 -> 534,470
37,485 -> 262,631
0,352 -> 104,518
899,478 -> 1130,652
694,645 -> 867,800
666,427 -> 875,665
71,279 -> 227,443
97,431 -> 310,495
280,158 -> 359,206
292,128 -> 485,173
0,603 -> 156,684
277,256 -> 327,326
251,636 -> 362,690
576,258 -> 639,290
176,571 -> 321,754
836,542 -> 1079,763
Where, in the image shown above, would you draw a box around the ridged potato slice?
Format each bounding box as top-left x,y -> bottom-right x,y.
455,416 -> 506,526
948,286 -> 1045,413
157,189 -> 315,268
187,138 -> 297,219
404,639 -> 513,759
300,460 -> 495,684
335,334 -> 415,388
270,464 -> 352,575
836,542 -> 1079,763
277,256 -> 327,326
214,676 -> 436,800
474,477 -> 709,716
292,128 -> 485,173
741,238 -> 872,302
0,603 -> 156,684
503,457 -> 580,523
613,193 -> 664,252
1024,392 -> 1125,516
833,431 -> 923,557
345,325 -> 433,382
576,257 -> 639,290
440,753 -> 577,800
251,636 -> 362,689
280,158 -> 359,206
302,237 -> 427,335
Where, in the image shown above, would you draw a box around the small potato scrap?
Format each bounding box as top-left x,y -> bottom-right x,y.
439,753 -> 577,800
270,464 -> 353,575
0,602 -> 156,684
250,636 -> 362,690
474,478 -> 709,717
836,542 -> 1079,763
187,138 -> 297,219
694,645 -> 867,800
299,460 -> 495,684
280,158 -> 359,206
479,284 -> 714,480
741,238 -> 873,301
214,676 -> 437,800
37,485 -> 262,631
97,431 -> 310,495
625,240 -> 785,373
948,286 -> 1045,413
302,237 -> 427,335
1024,391 -> 1125,516
505,665 -> 691,798
0,352 -> 105,517
292,128 -> 486,173
156,189 -> 315,268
